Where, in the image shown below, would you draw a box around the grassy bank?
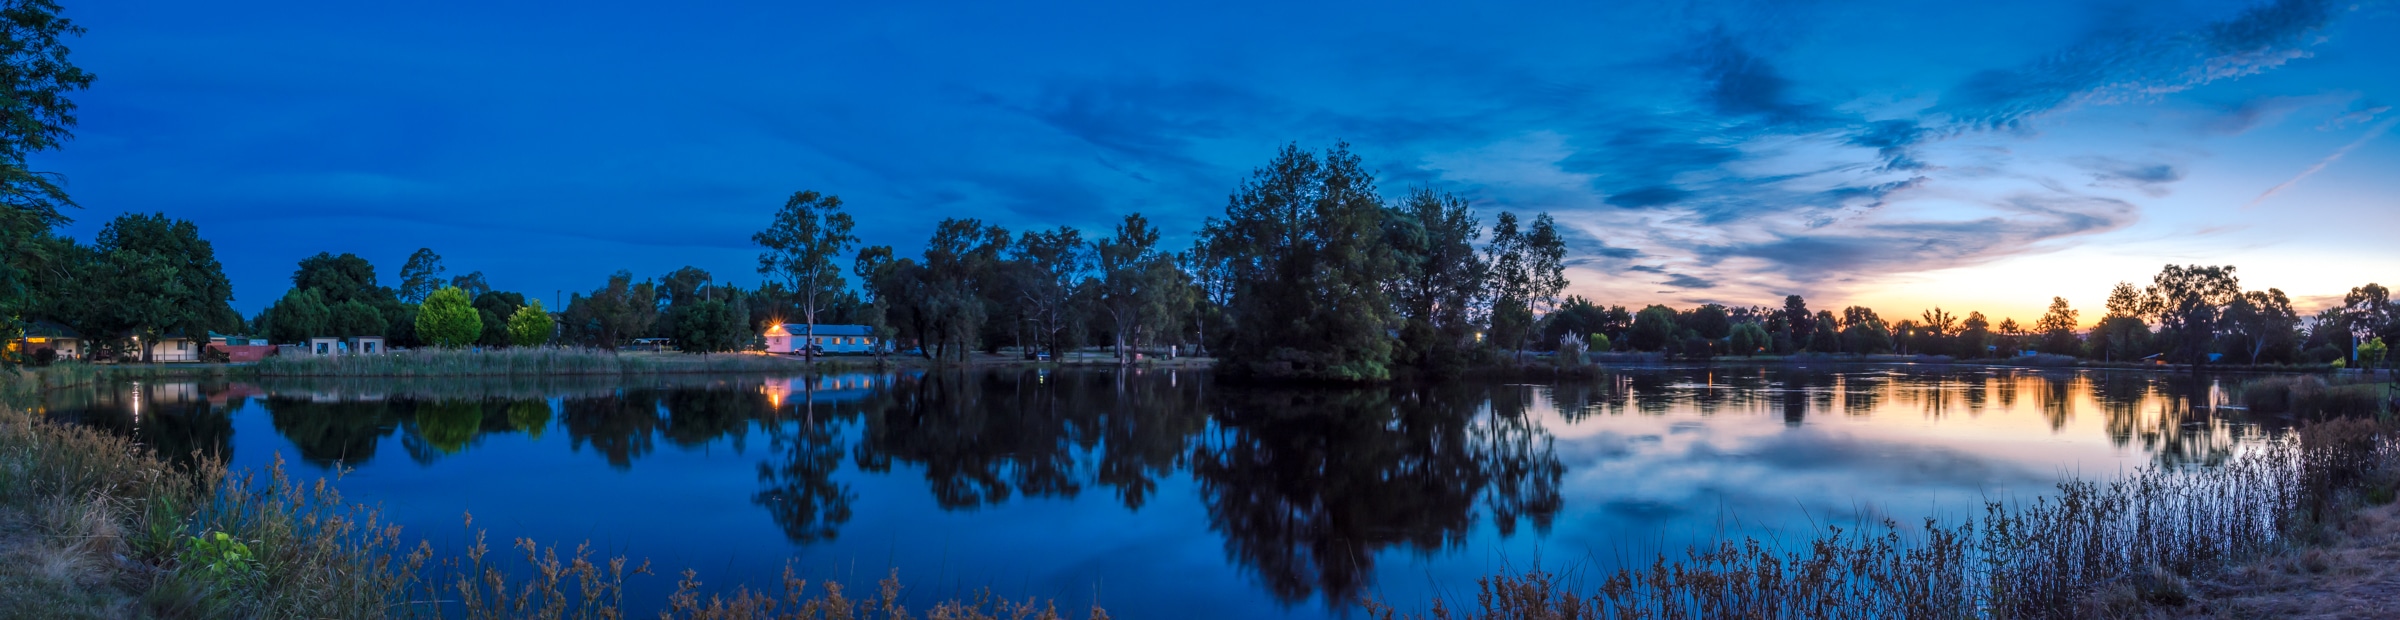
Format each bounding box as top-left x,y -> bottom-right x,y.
0,400 -> 1111,619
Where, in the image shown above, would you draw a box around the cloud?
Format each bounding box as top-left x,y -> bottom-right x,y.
2248,117 -> 2400,208
2201,94 -> 2349,134
2320,102 -> 2391,130
1691,33 -> 1828,125
2076,157 -> 2185,197
1936,0 -> 2340,130
1663,274 -> 1717,289
1606,185 -> 1690,208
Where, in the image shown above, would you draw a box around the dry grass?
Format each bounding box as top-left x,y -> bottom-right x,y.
0,399 -> 1109,619
2158,499 -> 2400,619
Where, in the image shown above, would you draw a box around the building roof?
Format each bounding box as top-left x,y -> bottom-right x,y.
774,324 -> 876,337
22,321 -> 79,339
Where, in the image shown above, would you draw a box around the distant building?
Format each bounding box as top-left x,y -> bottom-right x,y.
209,332 -> 277,362
764,324 -> 881,355
288,335 -> 387,357
135,333 -> 203,362
9,321 -> 83,360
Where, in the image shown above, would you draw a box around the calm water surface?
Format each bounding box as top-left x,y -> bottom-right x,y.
44,366 -> 2267,618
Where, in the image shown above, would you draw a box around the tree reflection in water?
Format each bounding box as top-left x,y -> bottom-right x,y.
1192,383 -> 1563,606
34,367 -> 2323,612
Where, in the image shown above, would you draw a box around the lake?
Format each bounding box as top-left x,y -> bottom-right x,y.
40,365 -> 2266,618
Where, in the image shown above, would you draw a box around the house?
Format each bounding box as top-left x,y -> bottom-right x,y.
764,323 -> 882,355
300,336 -> 387,356
209,332 -> 277,362
135,333 -> 204,362
9,321 -> 84,361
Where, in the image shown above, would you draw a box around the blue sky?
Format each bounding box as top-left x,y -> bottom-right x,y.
40,0 -> 2400,322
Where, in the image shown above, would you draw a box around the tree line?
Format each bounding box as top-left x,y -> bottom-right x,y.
751,143 -> 1572,380
0,6 -> 2382,381
1539,265 -> 2395,370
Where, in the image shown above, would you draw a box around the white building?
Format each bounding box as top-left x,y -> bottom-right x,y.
764,324 -> 881,355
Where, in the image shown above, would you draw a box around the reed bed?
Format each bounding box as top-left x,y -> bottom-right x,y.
252,347 -> 835,377
1365,418 -> 2400,620
2234,375 -> 2393,419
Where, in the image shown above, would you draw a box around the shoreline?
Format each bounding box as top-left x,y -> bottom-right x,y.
4,360 -> 2395,617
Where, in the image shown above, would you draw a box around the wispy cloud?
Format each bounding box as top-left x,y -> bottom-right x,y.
2247,117 -> 2398,208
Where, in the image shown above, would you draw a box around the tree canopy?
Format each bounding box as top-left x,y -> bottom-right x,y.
415,286 -> 482,348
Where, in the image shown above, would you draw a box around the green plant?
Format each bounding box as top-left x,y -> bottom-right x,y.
416,286 -> 484,348
508,300 -> 555,347
180,531 -> 262,586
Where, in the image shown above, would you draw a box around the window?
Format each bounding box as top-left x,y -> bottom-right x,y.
178,341 -> 189,351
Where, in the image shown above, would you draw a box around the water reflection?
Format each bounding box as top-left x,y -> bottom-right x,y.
36,366 -> 2298,614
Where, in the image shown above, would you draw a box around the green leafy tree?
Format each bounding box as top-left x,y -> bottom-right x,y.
448,271 -> 490,299
2345,284 -> 2393,363
471,291 -> 525,346
1197,143 -> 1399,381
1628,305 -> 1677,352
1809,310 -> 1842,353
507,300 -> 553,347
1957,311 -> 1992,358
2360,337 -> 2389,370
1484,212 -> 1569,361
561,271 -> 656,348
2033,297 -> 2079,355
2223,289 -> 2299,365
2140,264 -> 2242,367
415,286 -> 482,348
91,214 -> 237,362
289,251 -> 408,342
1839,307 -> 1893,354
1383,188 -> 1486,372
1009,227 -> 1087,359
396,247 -> 445,304
1779,295 -> 1815,350
1679,304 -> 1732,340
672,299 -> 742,354
0,0 -> 95,366
917,218 -> 1009,361
327,300 -> 386,338
1094,213 -> 1178,363
265,288 -> 329,344
1729,322 -> 1770,357
754,190 -> 858,361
